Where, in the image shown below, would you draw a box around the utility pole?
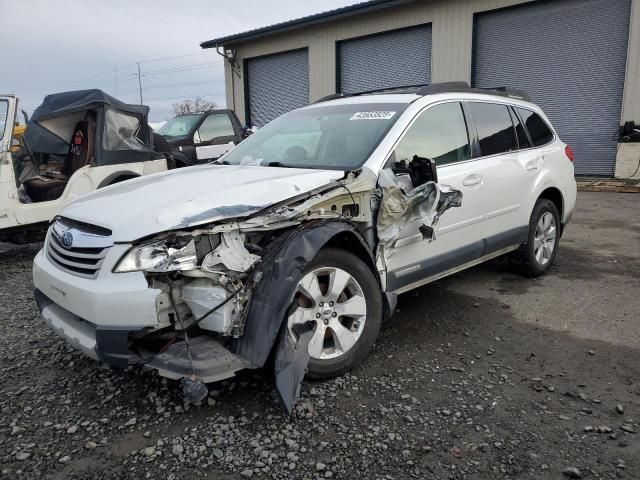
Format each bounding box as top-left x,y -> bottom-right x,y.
137,62 -> 143,104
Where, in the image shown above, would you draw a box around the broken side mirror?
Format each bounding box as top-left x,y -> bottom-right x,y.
409,155 -> 437,187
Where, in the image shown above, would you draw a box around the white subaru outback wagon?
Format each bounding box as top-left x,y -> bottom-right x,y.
33,82 -> 577,409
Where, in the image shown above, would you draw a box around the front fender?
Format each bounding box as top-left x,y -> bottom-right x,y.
233,220 -> 371,367
233,220 -> 372,413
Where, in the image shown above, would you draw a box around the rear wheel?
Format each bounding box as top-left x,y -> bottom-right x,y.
286,248 -> 382,379
510,199 -> 560,276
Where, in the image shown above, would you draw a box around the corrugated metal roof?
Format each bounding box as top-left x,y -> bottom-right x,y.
200,0 -> 413,48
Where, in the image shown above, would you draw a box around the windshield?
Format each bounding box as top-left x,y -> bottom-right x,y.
221,103 -> 408,170
157,114 -> 201,137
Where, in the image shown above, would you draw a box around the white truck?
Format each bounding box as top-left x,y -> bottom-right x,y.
0,90 -> 169,243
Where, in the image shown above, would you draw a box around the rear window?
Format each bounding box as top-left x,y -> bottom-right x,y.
468,102 -> 518,156
517,108 -> 554,146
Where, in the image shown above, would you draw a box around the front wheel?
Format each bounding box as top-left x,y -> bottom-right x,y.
286,248 -> 382,379
510,199 -> 560,276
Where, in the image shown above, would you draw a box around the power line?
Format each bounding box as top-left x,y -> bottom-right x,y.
143,91 -> 225,102
16,52 -> 222,96
137,51 -> 211,65
141,62 -> 221,77
140,78 -> 225,91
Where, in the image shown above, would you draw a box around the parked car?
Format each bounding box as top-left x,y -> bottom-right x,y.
157,109 -> 248,167
33,82 -> 577,410
0,90 -> 170,243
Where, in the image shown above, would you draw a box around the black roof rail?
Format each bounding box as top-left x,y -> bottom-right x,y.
314,83 -> 430,104
417,81 -> 531,101
417,82 -> 471,95
313,93 -> 346,104
312,82 -> 531,104
352,83 -> 429,96
476,86 -> 531,101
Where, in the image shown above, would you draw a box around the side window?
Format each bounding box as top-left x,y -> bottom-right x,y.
197,114 -> 235,143
103,109 -> 145,151
393,102 -> 471,167
517,108 -> 554,147
468,102 -> 518,156
510,107 -> 531,149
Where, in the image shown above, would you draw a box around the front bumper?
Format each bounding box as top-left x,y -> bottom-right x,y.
34,289 -> 139,367
33,246 -> 160,367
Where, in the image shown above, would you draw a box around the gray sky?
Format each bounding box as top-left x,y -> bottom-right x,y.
0,0 -> 358,122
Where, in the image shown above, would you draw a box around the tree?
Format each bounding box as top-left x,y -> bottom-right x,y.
172,97 -> 217,116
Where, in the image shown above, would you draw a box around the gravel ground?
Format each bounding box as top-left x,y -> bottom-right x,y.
1,191 -> 638,480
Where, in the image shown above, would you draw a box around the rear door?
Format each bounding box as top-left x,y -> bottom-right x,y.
464,101 -> 533,250
382,101 -> 487,293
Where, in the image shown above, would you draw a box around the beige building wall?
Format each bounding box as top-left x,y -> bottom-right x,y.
220,0 -> 639,176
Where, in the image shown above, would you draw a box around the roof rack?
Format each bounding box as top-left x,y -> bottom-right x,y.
416,82 -> 471,95
313,82 -> 531,104
477,86 -> 531,101
417,82 -> 531,101
314,83 -> 429,104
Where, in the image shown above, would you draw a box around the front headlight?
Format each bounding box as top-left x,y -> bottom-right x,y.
115,238 -> 197,273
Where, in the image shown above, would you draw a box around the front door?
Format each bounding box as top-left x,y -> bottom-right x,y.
194,112 -> 240,162
379,101 -> 487,293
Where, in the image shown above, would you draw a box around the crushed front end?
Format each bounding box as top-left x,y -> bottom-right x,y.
33,168 -> 461,411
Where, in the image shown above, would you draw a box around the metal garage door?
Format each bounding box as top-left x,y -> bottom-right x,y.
246,49 -> 309,128
339,25 -> 432,95
473,0 -> 631,176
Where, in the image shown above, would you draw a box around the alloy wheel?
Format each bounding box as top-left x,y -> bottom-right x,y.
533,212 -> 557,266
288,267 -> 367,360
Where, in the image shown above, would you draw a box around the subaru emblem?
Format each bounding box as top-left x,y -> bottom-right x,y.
61,231 -> 74,249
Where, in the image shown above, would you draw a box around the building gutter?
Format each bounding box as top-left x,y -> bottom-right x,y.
200,0 -> 414,48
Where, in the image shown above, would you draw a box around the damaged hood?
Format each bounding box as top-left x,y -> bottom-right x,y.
59,165 -> 344,241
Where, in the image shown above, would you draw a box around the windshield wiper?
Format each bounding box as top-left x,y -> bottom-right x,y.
266,161 -> 296,168
210,159 -> 230,165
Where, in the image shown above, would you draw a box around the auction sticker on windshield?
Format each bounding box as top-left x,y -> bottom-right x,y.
350,111 -> 396,120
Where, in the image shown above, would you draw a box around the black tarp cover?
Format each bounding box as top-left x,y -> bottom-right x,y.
31,89 -> 148,121
23,89 -> 152,164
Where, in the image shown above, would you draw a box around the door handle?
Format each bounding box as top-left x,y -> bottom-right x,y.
463,174 -> 483,187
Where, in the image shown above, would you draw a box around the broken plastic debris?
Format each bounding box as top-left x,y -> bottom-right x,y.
181,377 -> 208,404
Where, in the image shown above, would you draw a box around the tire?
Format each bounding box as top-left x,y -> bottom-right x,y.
286,248 -> 382,380
509,199 -> 561,277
